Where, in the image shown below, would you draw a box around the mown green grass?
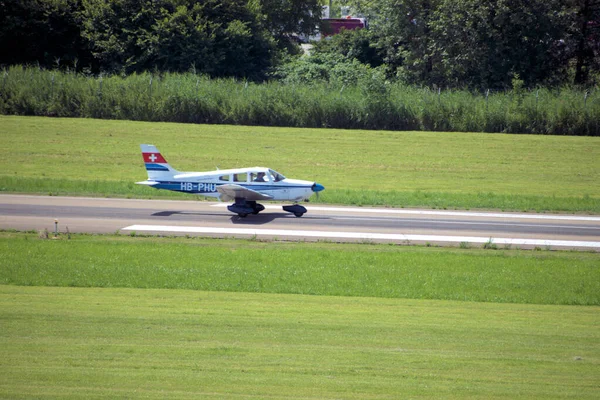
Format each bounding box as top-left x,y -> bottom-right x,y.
1,231 -> 598,398
1,285 -> 598,399
1,232 -> 598,305
1,115 -> 599,212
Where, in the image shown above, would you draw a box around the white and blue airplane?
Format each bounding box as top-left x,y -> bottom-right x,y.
136,144 -> 325,217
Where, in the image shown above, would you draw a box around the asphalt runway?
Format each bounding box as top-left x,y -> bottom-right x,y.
1,195 -> 600,250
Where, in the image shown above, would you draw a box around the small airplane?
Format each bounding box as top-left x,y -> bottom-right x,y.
136,144 -> 325,217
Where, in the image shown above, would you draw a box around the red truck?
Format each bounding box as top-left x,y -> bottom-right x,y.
321,17 -> 367,37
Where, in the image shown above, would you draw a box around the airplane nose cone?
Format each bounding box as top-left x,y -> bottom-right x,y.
312,183 -> 325,192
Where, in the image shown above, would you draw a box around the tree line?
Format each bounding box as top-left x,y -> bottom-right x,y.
0,0 -> 321,80
0,0 -> 599,89
323,0 -> 600,89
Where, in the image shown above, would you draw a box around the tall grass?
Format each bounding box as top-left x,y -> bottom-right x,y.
1,66 -> 598,135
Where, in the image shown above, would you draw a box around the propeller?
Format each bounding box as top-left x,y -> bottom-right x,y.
311,182 -> 325,200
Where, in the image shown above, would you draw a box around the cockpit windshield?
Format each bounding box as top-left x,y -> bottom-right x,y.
269,169 -> 285,182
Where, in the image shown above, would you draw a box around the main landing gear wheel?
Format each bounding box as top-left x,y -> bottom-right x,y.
228,200 -> 263,217
250,202 -> 265,214
294,212 -> 304,217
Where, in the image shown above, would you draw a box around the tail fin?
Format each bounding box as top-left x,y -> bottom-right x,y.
140,144 -> 179,180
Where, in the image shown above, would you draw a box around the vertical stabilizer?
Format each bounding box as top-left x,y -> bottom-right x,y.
140,144 -> 179,180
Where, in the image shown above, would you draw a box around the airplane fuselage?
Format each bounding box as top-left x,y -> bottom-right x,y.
151,172 -> 316,201
137,145 -> 324,217
142,166 -> 319,202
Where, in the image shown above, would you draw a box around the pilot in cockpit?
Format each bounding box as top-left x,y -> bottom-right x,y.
254,172 -> 267,182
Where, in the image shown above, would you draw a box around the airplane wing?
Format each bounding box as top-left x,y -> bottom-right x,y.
217,184 -> 274,202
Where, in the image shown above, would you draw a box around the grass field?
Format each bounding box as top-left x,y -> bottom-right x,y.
1,285 -> 598,399
1,232 -> 599,305
1,231 -> 599,398
1,114 -> 599,398
1,115 -> 599,212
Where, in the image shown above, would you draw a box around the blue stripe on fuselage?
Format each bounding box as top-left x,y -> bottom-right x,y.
148,181 -> 310,194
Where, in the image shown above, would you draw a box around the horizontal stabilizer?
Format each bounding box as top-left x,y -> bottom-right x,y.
136,180 -> 160,186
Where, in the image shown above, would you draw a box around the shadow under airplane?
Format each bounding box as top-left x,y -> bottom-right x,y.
151,210 -> 329,226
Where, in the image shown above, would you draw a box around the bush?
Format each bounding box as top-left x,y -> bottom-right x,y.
1,66 -> 599,135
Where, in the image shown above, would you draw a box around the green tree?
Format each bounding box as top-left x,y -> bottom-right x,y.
81,0 -> 159,73
81,0 -> 275,78
312,28 -> 384,68
566,0 -> 600,85
252,0 -> 322,47
0,0 -> 91,70
366,0 -> 440,85
272,51 -> 376,86
429,0 -> 569,89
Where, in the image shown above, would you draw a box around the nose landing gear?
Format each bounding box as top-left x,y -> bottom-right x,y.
282,204 -> 307,217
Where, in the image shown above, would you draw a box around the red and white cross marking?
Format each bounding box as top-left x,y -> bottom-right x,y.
143,152 -> 167,163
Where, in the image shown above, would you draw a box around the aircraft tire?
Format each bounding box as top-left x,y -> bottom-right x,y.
238,213 -> 248,218
251,203 -> 265,215
294,212 -> 304,217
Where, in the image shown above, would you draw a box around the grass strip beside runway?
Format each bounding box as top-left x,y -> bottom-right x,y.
0,285 -> 598,399
1,232 -> 598,305
1,116 -> 599,212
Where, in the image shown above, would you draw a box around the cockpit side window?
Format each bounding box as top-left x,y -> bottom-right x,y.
219,175 -> 230,182
233,173 -> 247,183
251,171 -> 269,182
269,169 -> 285,182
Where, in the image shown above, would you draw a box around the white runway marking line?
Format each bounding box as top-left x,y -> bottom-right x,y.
209,204 -> 600,222
332,217 -> 600,231
122,225 -> 600,249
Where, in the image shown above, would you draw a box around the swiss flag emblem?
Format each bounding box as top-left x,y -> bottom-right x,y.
143,152 -> 167,163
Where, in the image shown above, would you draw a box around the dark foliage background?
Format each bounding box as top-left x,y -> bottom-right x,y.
1,0 -> 598,88
1,0 -> 599,135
